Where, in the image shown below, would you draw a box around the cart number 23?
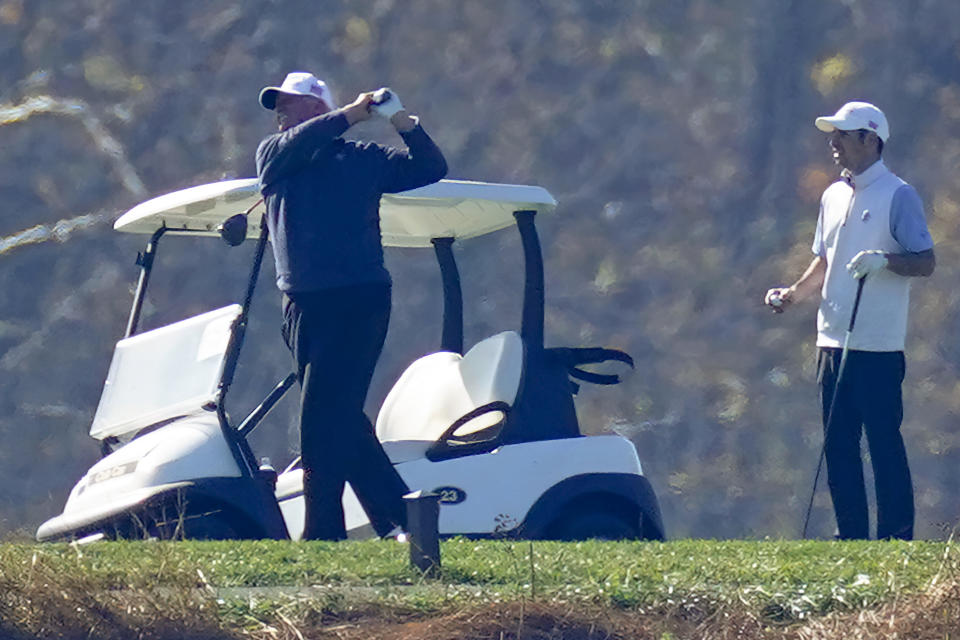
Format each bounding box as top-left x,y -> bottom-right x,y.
433,486 -> 467,504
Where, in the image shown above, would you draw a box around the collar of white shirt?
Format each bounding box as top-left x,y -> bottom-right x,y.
848,159 -> 887,190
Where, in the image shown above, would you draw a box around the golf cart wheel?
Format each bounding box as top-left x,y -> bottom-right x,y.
546,506 -> 641,541
114,500 -> 251,540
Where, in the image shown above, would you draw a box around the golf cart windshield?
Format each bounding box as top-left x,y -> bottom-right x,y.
90,304 -> 241,440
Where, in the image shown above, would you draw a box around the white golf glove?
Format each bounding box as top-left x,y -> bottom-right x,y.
370,88 -> 403,118
846,250 -> 888,280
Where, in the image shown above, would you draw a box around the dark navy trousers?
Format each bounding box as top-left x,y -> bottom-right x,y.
818,347 -> 913,540
282,283 -> 409,540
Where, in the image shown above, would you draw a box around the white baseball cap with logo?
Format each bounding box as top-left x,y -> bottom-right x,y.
259,72 -> 336,111
815,101 -> 889,142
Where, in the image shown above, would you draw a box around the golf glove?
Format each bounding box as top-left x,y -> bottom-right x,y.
846,250 -> 888,280
370,88 -> 403,118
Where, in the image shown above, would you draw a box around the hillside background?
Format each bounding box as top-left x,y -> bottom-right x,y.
1,0 -> 959,540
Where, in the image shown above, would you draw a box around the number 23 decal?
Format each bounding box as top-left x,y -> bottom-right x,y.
433,486 -> 466,504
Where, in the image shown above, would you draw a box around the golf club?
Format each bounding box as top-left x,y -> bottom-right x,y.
801,275 -> 867,539
217,197 -> 263,246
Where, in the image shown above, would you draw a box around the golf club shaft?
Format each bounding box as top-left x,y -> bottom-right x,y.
847,276 -> 866,333
801,276 -> 867,539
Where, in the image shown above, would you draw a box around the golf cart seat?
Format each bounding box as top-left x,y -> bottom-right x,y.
376,327 -> 636,464
89,305 -> 241,442
376,331 -> 524,463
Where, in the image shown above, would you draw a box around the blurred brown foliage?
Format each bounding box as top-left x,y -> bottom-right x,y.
1,0 -> 959,539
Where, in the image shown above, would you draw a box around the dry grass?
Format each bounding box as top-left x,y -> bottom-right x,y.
786,576 -> 960,640
0,546 -> 236,640
253,579 -> 960,640
4,576 -> 960,639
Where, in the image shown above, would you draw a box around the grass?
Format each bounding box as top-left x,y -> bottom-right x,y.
1,538 -> 959,638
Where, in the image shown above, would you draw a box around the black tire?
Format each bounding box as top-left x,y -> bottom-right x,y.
547,507 -> 641,541
112,499 -> 253,540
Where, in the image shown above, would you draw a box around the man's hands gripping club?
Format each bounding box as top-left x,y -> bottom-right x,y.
343,88 -> 415,132
846,250 -> 888,280
370,88 -> 403,118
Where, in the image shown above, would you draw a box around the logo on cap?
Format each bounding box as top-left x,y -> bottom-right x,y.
868,120 -> 878,130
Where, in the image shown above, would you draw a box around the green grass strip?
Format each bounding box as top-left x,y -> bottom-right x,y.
2,538 -> 956,622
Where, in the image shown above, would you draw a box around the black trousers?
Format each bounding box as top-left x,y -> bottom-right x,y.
282,283 -> 409,540
818,347 -> 913,540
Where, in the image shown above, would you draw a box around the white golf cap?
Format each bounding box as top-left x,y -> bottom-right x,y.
259,72 -> 336,111
815,101 -> 889,142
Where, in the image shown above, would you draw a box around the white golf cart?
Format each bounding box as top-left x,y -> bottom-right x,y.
36,178 -> 664,542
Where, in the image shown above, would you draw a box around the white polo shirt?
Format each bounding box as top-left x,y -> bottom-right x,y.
813,160 -> 933,351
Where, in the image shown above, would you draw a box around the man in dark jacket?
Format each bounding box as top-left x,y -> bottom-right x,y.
255,72 -> 447,540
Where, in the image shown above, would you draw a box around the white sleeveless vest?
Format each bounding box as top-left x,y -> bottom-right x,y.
817,161 -> 912,351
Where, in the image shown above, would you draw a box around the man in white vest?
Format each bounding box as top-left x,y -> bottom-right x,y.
764,101 -> 935,540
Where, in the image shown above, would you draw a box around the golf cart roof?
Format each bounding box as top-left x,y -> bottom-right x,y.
114,178 -> 556,248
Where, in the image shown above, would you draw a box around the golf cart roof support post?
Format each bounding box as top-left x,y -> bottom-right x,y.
431,237 -> 464,355
513,210 -> 545,351
217,221 -> 269,403
211,222 -> 270,478
125,227 -> 167,338
238,372 -> 299,437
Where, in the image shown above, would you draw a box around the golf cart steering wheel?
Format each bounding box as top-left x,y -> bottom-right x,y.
425,401 -> 512,462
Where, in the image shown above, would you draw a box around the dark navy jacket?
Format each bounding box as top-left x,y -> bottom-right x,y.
256,111 -> 447,292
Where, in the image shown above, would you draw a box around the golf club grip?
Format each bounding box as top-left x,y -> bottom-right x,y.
848,276 -> 867,332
